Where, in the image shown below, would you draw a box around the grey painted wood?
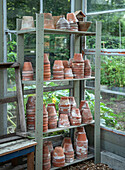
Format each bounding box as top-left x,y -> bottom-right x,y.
0,0 -> 7,135
94,21 -> 102,164
35,13 -> 44,170
15,68 -> 26,132
17,28 -> 96,36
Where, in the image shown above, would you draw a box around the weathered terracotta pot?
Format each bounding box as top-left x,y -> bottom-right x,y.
44,141 -> 53,155
73,53 -> 84,63
78,21 -> 92,31
44,53 -> 51,81
75,132 -> 88,159
58,114 -> 70,127
70,107 -> 81,125
53,60 -> 64,70
60,97 -> 70,107
43,104 -> 48,132
84,59 -> 91,78
44,13 -> 54,29
47,103 -> 56,111
63,60 -> 70,68
43,143 -> 51,170
22,62 -> 34,81
68,96 -> 76,111
67,13 -> 78,23
21,16 -> 35,30
53,16 -> 62,28
52,147 -> 65,167
64,68 -> 73,79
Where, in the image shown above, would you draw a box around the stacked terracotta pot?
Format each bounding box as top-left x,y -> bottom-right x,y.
67,13 -> 78,31
44,13 -> 54,29
43,143 -> 51,170
52,147 -> 65,167
44,53 -> 51,81
22,62 -> 33,81
53,60 -> 64,79
44,141 -> 53,157
26,96 -> 36,131
58,114 -> 70,127
68,96 -> 77,113
74,127 -> 86,150
84,59 -> 91,78
59,97 -> 70,116
21,16 -> 35,30
43,104 -> 48,132
47,104 -> 57,129
75,132 -> 88,159
70,107 -> 81,126
64,68 -> 73,79
62,137 -> 74,163
72,53 -> 84,79
79,100 -> 93,124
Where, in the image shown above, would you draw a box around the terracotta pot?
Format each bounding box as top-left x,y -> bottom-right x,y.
64,68 -> 73,79
70,118 -> 81,126
22,62 -> 34,81
73,53 -> 84,63
67,13 -> 78,23
63,60 -> 70,68
62,137 -> 72,147
47,106 -> 57,117
44,141 -> 53,154
47,103 -> 56,111
71,107 -> 81,118
84,59 -> 91,78
44,53 -> 50,64
23,62 -> 33,71
53,16 -> 62,28
53,147 -> 64,157
78,21 -> 92,31
43,143 -> 51,170
60,97 -> 70,107
58,114 -> 70,127
21,16 -> 35,30
81,108 -> 93,124
26,96 -> 36,108
68,97 -> 76,108
53,60 -> 64,70
44,13 -> 54,29
77,132 -> 87,141
79,100 -> 88,111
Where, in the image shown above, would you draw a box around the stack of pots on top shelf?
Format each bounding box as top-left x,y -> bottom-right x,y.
52,147 -> 65,167
26,96 -> 36,131
43,104 -> 48,132
72,53 -> 84,79
47,104 -> 57,129
79,100 -> 93,124
44,53 -> 51,81
22,62 -> 34,81
59,97 -> 70,116
44,13 -> 54,29
62,137 -> 74,163
53,60 -> 64,79
43,142 -> 51,170
84,59 -> 91,78
67,13 -> 78,31
70,107 -> 81,126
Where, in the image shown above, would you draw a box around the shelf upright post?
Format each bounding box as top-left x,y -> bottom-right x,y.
16,19 -> 24,131
35,13 -> 44,170
94,21 -> 101,164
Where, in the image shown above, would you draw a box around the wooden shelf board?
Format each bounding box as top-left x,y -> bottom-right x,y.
22,77 -> 95,85
50,153 -> 94,170
17,28 -> 96,36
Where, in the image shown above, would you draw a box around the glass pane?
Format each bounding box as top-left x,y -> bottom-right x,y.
87,0 -> 125,13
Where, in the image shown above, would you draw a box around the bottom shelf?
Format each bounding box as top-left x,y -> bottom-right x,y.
51,153 -> 94,170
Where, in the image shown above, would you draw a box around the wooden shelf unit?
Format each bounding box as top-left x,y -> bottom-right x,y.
17,13 -> 101,170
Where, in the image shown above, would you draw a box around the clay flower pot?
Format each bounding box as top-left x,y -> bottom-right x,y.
64,68 -> 73,79
43,143 -> 51,170
79,100 -> 88,111
53,147 -> 65,167
62,137 -> 72,147
53,60 -> 64,70
47,105 -> 57,117
47,103 -> 56,111
22,62 -> 34,81
73,53 -> 84,63
84,59 -> 91,78
71,107 -> 81,118
44,53 -> 50,64
44,141 -> 53,155
67,13 -> 78,23
58,114 -> 70,127
44,13 -> 54,29
26,96 -> 36,109
78,21 -> 92,31
68,97 -> 76,108
60,97 -> 70,107
53,16 -> 62,28
21,16 -> 35,30
63,60 -> 70,68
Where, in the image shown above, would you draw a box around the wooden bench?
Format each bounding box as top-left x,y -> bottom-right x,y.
0,136 -> 37,170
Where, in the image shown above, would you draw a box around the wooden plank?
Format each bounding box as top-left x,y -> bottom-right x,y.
0,96 -> 17,104
17,28 -> 96,36
94,21 -> 101,164
0,140 -> 37,156
0,135 -> 22,144
0,62 -> 19,68
15,68 -> 26,132
35,13 -> 44,170
22,77 -> 95,85
51,154 -> 94,170
27,152 -> 34,170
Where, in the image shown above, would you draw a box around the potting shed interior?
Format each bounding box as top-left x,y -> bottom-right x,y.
0,0 -> 125,170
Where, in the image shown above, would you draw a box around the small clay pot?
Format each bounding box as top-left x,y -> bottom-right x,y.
63,60 -> 70,68
60,97 -> 70,107
26,96 -> 36,108
44,53 -> 50,64
68,97 -> 76,108
64,68 -> 73,79
77,132 -> 87,141
58,114 -> 70,127
79,100 -> 88,111
67,13 -> 78,23
73,53 -> 84,63
23,62 -> 33,71
71,107 -> 81,118
62,137 -> 72,147
47,106 -> 57,116
53,147 -> 64,157
53,60 -> 64,70
44,13 -> 54,29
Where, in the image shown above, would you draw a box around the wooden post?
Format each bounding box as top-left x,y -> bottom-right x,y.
35,13 -> 44,170
27,152 -> 34,170
94,21 -> 101,164
0,0 -> 7,135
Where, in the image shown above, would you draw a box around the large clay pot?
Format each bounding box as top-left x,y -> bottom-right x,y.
21,16 -> 35,30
